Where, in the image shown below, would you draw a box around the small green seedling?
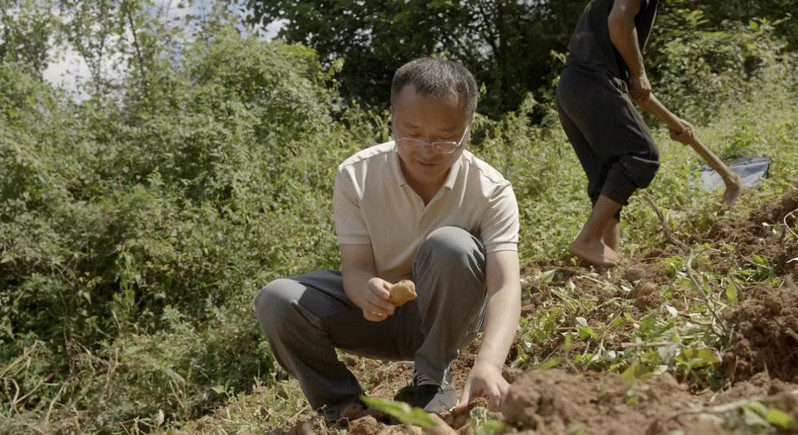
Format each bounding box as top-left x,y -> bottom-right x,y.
359,396 -> 439,429
470,406 -> 505,435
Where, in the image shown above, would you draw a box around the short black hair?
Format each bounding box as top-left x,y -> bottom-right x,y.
391,57 -> 478,116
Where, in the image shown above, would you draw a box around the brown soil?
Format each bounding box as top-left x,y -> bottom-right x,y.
722,286 -> 798,383
270,417 -> 328,435
701,188 -> 798,277
502,369 -> 798,435
348,415 -> 408,435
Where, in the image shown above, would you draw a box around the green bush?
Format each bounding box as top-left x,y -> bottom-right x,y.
0,27 -> 373,431
649,6 -> 790,123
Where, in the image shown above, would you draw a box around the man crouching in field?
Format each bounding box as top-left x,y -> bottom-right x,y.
254,57 -> 521,423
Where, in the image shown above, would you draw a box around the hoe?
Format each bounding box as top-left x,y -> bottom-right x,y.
642,95 -> 746,205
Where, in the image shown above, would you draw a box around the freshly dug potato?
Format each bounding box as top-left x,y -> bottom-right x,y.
389,279 -> 417,306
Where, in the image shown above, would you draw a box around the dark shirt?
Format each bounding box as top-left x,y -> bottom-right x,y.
565,0 -> 659,80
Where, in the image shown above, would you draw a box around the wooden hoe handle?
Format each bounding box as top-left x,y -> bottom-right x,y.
640,95 -> 743,204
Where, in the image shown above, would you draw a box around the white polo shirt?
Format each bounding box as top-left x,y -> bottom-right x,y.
333,141 -> 519,283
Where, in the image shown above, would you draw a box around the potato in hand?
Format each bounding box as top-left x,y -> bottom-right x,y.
388,280 -> 417,306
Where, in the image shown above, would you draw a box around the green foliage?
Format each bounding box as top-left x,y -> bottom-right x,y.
247,0 -> 587,117
359,396 -> 439,428
469,406 -> 505,435
711,400 -> 798,433
0,0 -> 57,73
677,0 -> 798,50
249,0 -> 798,121
0,3 -> 373,431
650,4 -> 791,123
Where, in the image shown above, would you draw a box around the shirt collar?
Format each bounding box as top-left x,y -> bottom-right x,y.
390,143 -> 464,191
390,143 -> 407,186
443,154 -> 463,190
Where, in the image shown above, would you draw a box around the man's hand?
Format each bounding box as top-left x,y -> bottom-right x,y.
454,250 -> 520,412
629,73 -> 652,103
456,360 -> 510,412
357,277 -> 395,322
340,244 -> 396,322
669,118 -> 695,145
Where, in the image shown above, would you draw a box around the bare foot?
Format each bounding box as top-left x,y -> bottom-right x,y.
570,239 -> 621,268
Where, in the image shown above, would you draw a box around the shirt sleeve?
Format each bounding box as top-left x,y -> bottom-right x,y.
333,167 -> 371,245
479,182 -> 520,253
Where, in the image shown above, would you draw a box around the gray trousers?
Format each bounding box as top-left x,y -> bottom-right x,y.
254,226 -> 487,419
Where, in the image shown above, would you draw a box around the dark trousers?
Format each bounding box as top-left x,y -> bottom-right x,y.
555,65 -> 660,217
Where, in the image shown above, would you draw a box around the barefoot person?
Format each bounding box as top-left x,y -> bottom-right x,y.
255,58 -> 521,422
556,0 -> 693,267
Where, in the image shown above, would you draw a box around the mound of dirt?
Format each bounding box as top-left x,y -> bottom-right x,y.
722,287 -> 798,383
502,369 -> 798,435
749,188 -> 798,228
502,369 -> 692,434
704,189 -> 798,277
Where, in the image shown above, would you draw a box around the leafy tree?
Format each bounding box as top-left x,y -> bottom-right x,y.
678,0 -> 798,49
0,0 -> 57,74
648,2 -> 790,122
246,0 -> 798,117
1,1 -> 373,430
246,0 -> 586,116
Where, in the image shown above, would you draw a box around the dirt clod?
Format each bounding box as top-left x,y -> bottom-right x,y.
722,286 -> 798,383
348,416 -> 381,435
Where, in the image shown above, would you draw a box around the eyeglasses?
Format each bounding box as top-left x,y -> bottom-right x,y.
393,124 -> 471,155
